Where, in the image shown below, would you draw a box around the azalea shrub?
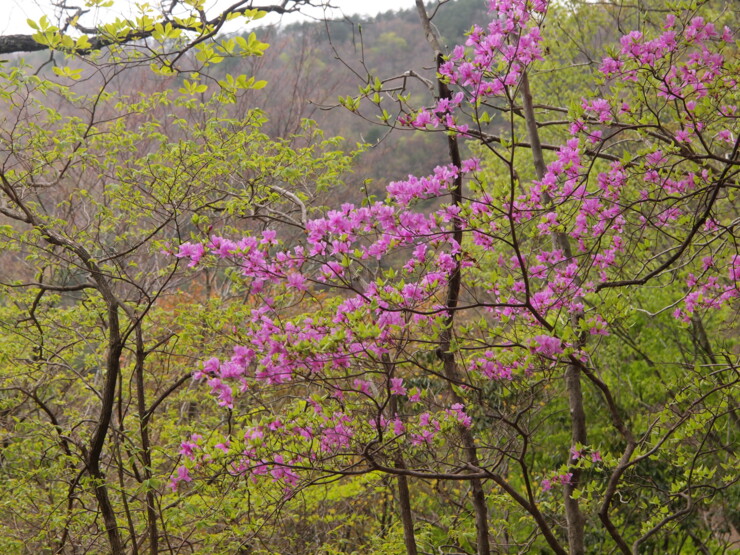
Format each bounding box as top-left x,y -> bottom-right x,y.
174,0 -> 738,553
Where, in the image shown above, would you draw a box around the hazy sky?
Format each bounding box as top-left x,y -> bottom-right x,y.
6,1 -> 419,35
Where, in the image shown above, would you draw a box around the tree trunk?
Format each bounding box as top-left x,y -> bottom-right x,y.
135,325 -> 159,554
521,72 -> 586,555
396,459 -> 419,555
387,390 -> 418,555
87,302 -> 125,553
414,4 -> 493,552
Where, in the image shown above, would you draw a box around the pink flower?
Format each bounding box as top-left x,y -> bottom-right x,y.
446,403 -> 473,428
353,379 -> 372,395
260,230 -> 278,245
537,212 -> 559,233
177,465 -> 192,481
533,335 -> 563,357
412,109 -> 434,128
208,378 -> 233,408
194,357 -> 220,381
730,255 -> 740,281
588,130 -> 603,144
209,236 -> 237,257
168,465 -> 192,492
390,378 -> 407,396
179,440 -> 198,458
461,158 -> 481,173
245,427 -> 264,442
215,441 -> 231,453
600,57 -> 622,75
175,242 -> 205,267
716,130 -> 734,144
286,272 -> 307,290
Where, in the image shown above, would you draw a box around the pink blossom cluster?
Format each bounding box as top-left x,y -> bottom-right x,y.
673,257 -> 738,323
472,352 -> 515,380
440,0 -> 546,98
411,412 -> 442,446
168,465 -> 192,492
167,1 -> 738,497
570,446 -> 602,463
406,0 -> 548,132
445,403 -> 473,429
541,472 -> 572,492
601,14 -> 733,106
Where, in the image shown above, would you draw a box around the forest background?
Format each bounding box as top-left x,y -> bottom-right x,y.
0,0 -> 737,553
